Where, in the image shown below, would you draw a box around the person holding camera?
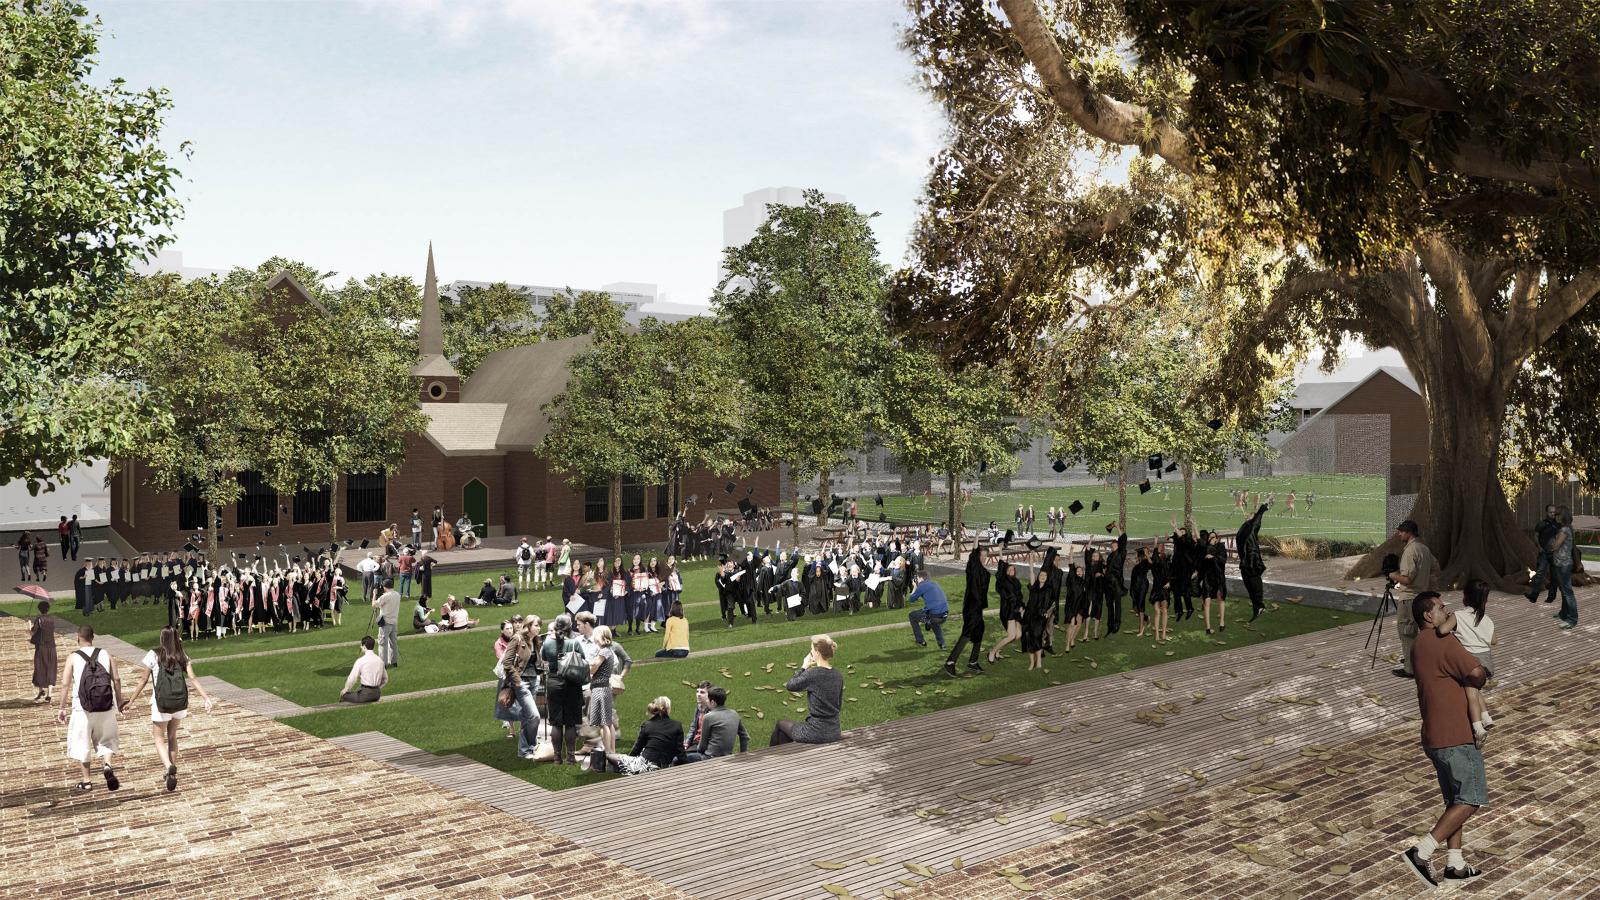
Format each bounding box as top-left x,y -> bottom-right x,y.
770,635 -> 843,747
1389,520 -> 1435,678
372,578 -> 402,669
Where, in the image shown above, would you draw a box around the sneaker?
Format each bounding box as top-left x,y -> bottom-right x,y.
1558,622 -> 1575,630
1400,848 -> 1438,888
1392,668 -> 1415,679
1442,865 -> 1483,880
966,662 -> 984,673
942,661 -> 959,678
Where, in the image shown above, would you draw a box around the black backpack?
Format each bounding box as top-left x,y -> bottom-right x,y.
154,660 -> 189,714
76,649 -> 115,713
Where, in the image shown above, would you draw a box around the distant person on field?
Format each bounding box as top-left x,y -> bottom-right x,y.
121,626 -> 215,791
56,624 -> 125,793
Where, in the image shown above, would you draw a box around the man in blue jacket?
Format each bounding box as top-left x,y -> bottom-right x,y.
908,573 -> 949,650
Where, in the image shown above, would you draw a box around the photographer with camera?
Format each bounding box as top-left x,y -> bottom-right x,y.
1388,520 -> 1435,678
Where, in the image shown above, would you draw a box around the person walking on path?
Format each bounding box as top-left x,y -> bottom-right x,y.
1399,591 -> 1489,887
16,532 -> 33,581
56,624 -> 125,793
1524,505 -> 1561,604
1548,506 -> 1579,630
120,627 -> 215,792
1389,519 -> 1435,678
372,579 -> 401,668
57,516 -> 72,559
29,600 -> 59,703
32,535 -> 49,583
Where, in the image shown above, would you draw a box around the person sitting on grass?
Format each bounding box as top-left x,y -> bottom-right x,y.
589,695 -> 686,775
338,636 -> 388,703
473,578 -> 498,607
437,598 -> 477,631
686,686 -> 749,761
770,634 -> 843,747
656,600 -> 690,658
413,597 -> 439,633
496,574 -> 517,606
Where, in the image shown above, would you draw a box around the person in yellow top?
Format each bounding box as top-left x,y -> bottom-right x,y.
656,600 -> 690,658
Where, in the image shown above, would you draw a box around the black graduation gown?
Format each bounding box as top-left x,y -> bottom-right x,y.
74,567 -> 92,616
1129,560 -> 1151,612
887,566 -> 908,610
1150,555 -> 1171,603
1237,504 -> 1269,574
802,563 -> 832,615
1021,581 -> 1052,652
995,563 -> 1023,625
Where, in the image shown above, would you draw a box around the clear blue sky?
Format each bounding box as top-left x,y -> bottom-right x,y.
91,0 -> 942,307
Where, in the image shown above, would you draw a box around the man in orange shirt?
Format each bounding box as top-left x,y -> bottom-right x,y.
1400,591 -> 1489,887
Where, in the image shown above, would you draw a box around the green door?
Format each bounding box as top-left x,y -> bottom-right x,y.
463,479 -> 489,531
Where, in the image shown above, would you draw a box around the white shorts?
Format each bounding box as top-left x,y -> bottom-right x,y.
67,709 -> 119,763
517,562 -> 531,571
150,701 -> 189,724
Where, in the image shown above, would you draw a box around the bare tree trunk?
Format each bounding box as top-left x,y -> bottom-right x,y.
790,466 -> 801,548
1182,462 -> 1194,529
328,479 -> 339,549
1117,462 -> 1128,530
948,471 -> 961,558
818,468 -> 831,526
610,474 -> 622,561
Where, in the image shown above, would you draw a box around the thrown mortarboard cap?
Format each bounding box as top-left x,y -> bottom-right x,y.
255,541 -> 264,549
182,543 -> 196,553
359,538 -> 370,549
1207,418 -> 1224,431
302,546 -> 314,557
725,482 -> 736,494
1164,462 -> 1178,473
1025,536 -> 1042,550
1148,454 -> 1162,471
1091,500 -> 1101,512
1068,500 -> 1083,515
264,530 -> 272,538
1105,521 -> 1117,533
874,494 -> 884,506
344,539 -> 353,546
1139,479 -> 1152,494
1052,459 -> 1067,474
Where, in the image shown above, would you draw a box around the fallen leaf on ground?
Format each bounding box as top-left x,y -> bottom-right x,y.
813,860 -> 849,870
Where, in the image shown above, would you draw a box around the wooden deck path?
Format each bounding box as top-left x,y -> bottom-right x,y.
516,585 -> 1598,900
329,731 -> 551,819
195,674 -> 309,717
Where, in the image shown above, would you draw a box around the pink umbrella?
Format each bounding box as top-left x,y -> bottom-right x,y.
14,584 -> 51,603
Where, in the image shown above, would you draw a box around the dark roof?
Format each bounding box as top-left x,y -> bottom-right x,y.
460,334 -> 595,450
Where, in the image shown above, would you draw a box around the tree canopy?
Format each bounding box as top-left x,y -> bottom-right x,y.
1,0 -> 187,491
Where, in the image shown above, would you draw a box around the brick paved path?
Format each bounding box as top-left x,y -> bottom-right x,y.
0,618 -> 686,900
907,659 -> 1600,900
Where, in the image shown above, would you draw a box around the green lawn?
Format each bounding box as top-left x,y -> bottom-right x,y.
878,473 -> 1384,542
283,598 -> 1357,791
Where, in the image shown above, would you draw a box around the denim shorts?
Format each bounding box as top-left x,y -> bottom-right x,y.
1424,743 -> 1488,807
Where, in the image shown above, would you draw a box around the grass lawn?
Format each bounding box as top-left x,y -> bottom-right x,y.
282,598 -> 1357,791
877,473 -> 1384,543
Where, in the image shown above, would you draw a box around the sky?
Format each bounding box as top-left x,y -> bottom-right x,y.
91,0 -> 943,311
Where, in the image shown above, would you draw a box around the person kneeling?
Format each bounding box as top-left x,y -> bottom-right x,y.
586,695 -> 685,774
339,636 -> 387,703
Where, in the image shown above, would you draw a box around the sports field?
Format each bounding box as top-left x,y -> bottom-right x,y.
878,474 -> 1384,543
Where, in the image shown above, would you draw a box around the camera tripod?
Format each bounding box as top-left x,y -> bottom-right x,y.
1364,582 -> 1398,669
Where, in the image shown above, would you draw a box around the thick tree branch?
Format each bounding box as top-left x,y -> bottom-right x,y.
1498,267 -> 1541,369
998,0 -> 1194,173
1417,235 -> 1495,386
1534,271 -> 1600,346
1449,144 -> 1600,199
1282,67 -> 1461,112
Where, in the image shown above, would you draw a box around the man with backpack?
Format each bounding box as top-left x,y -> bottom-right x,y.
516,537 -> 534,591
56,624 -> 125,793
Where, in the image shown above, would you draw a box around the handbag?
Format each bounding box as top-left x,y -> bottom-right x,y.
609,673 -> 626,695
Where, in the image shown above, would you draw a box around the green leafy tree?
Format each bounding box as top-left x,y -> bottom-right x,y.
900,0 -> 1600,587
541,288 -> 626,341
1,0 -> 187,492
879,347 -> 1024,553
714,190 -> 891,543
329,272 -> 420,358
445,282 -> 537,377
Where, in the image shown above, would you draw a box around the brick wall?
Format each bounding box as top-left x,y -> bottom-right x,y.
1325,371 -> 1428,466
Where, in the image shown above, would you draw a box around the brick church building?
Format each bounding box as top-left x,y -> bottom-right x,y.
109,248 -> 779,554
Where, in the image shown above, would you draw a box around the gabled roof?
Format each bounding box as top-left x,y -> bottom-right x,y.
1272,365 -> 1421,447
420,403 -> 507,456
264,271 -> 331,316
1290,381 -> 1356,411
461,334 -> 595,450
411,354 -> 459,378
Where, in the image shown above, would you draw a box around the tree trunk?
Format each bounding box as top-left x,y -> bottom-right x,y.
328,479 -> 339,550
1182,462 -> 1194,529
948,470 -> 962,558
610,474 -> 623,561
790,466 -> 801,548
818,468 -> 831,526
1117,462 -> 1128,530
1346,367 -> 1536,590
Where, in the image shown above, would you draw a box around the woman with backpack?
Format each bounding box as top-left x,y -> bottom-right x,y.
120,627 -> 215,792
540,614 -> 587,765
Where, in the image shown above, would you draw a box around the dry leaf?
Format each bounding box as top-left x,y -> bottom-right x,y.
1233,843 -> 1259,853
1050,811 -> 1070,824
1088,735 -> 1104,743
1328,863 -> 1351,876
1250,761 -> 1264,772
903,862 -> 937,878
822,884 -> 851,896
980,732 -> 995,743
962,724 -> 980,733
866,856 -> 884,865
1038,723 -> 1062,733
814,860 -> 849,870
994,814 -> 1010,824
951,857 -> 964,871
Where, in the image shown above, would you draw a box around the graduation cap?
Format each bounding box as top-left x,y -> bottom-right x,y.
829,495 -> 844,509
1139,479 -> 1152,494
1068,500 -> 1083,515
725,482 -> 737,494
1105,521 -> 1117,533
746,486 -> 754,495
255,541 -> 264,549
1164,461 -> 1179,473
1148,454 -> 1163,471
1091,500 -> 1101,512
264,530 -> 273,538
327,543 -> 338,554
343,539 -> 353,546
1025,536 -> 1043,551
182,542 -> 197,553
874,494 -> 884,507
1051,459 -> 1067,473
1207,417 -> 1224,431
302,546 -> 315,557
359,538 -> 370,549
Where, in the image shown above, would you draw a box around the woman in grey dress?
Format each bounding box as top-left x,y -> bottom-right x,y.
771,634 -> 844,746
587,625 -> 619,755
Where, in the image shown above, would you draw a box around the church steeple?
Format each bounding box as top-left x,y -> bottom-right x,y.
411,241 -> 461,402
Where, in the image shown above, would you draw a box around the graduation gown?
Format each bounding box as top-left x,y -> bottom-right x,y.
1129,559 -> 1152,612
1021,581 -> 1052,652
1237,504 -> 1269,574
995,562 -> 1023,625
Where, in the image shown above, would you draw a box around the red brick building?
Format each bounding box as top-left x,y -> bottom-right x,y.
109,249 -> 779,554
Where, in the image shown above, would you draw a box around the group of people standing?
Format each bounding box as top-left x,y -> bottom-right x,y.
560,553 -> 685,637
666,512 -> 739,562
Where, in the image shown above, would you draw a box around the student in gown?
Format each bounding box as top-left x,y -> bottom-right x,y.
1083,548 -> 1106,642
1128,547 -> 1152,637
1236,497 -> 1271,622
943,546 -> 990,676
1169,518 -> 1198,622
1104,526 -> 1127,634
1020,568 -> 1052,671
988,559 -> 1023,663
1202,530 -> 1228,634
1150,542 -> 1172,643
